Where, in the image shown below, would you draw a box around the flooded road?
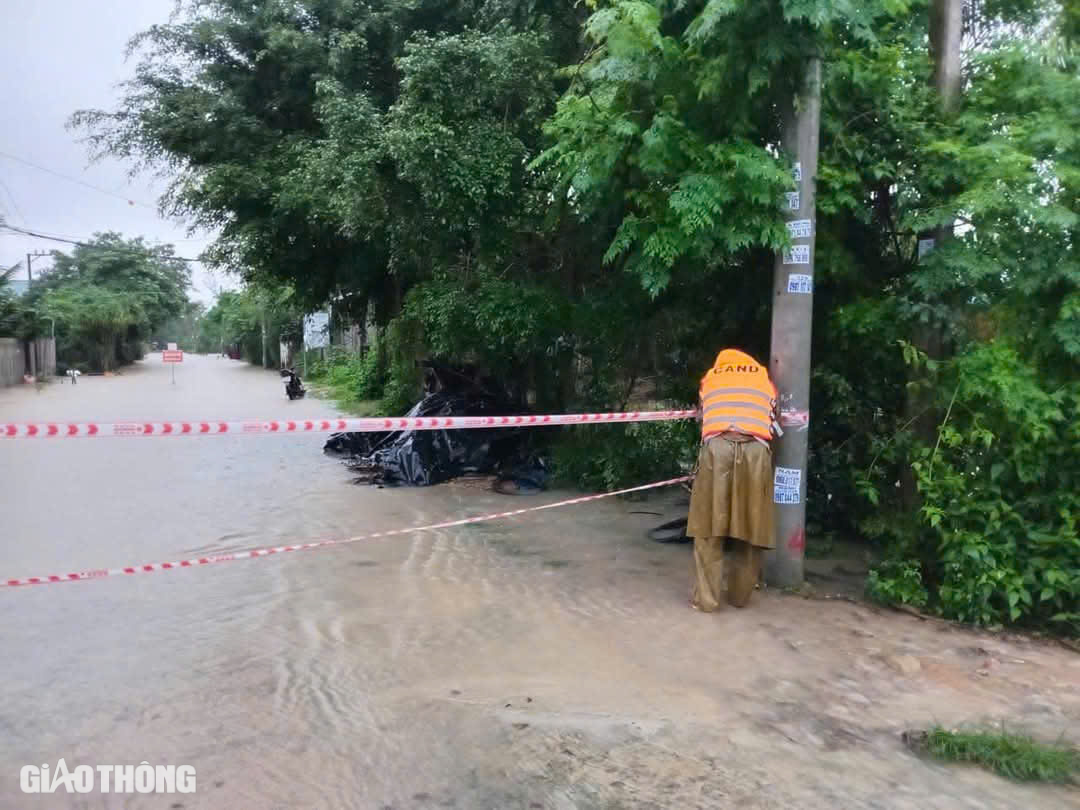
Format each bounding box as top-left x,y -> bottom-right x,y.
1,355 -> 1078,809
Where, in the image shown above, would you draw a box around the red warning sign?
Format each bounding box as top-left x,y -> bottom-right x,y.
162,350 -> 184,363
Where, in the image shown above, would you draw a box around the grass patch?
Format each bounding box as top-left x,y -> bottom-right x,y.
550,419 -> 698,491
309,381 -> 380,416
301,350 -> 381,416
906,726 -> 1079,783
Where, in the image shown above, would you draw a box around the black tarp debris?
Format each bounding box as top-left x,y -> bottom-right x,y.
492,455 -> 549,495
324,363 -> 549,489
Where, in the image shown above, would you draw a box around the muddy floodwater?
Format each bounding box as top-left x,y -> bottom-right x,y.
1,355 -> 1078,809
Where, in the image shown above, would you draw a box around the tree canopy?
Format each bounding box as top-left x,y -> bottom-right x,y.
19,234 -> 190,371
74,0 -> 1080,631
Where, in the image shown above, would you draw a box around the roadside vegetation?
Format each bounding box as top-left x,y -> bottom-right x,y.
301,348 -> 381,416
192,288 -> 303,367
0,264 -> 19,335
907,726 -> 1080,784
60,0 -> 1079,634
4,233 -> 190,372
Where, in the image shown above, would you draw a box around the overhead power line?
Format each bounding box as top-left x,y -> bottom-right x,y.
0,177 -> 28,225
0,149 -> 158,210
1,223 -> 111,243
0,223 -> 203,263
1,219 -> 214,246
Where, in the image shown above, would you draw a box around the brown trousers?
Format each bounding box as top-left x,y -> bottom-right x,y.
687,435 -> 774,549
691,537 -> 763,611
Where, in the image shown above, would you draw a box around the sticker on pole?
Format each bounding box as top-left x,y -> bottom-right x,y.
162,350 -> 183,363
782,245 -> 810,265
786,274 -> 812,294
785,219 -> 812,239
785,191 -> 800,211
779,408 -> 810,428
773,466 -> 802,505
792,162 -> 802,183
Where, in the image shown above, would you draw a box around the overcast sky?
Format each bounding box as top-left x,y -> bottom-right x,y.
0,0 -> 230,304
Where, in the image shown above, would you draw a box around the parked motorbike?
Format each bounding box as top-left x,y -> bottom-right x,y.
284,369 -> 306,400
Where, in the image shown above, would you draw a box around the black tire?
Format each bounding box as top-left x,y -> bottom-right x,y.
648,518 -> 691,544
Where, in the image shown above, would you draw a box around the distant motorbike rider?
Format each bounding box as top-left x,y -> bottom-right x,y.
284,368 -> 306,400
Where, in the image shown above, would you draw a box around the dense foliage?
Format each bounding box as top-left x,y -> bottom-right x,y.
194,287 -> 302,366
0,264 -> 18,336
155,300 -> 206,352
866,344 -> 1080,633
77,0 -> 1080,631
15,235 -> 190,372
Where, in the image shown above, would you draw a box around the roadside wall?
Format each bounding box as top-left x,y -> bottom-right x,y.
0,338 -> 25,386
0,338 -> 56,386
31,338 -> 56,379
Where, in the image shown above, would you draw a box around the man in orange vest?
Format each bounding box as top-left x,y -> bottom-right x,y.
687,348 -> 779,610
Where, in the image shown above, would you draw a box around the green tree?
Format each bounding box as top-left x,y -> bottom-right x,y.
858,34 -> 1080,630
196,285 -> 301,366
42,286 -> 140,372
24,234 -> 190,371
155,300 -> 207,351
70,0 -> 1080,629
0,264 -> 20,336
71,0 -> 579,313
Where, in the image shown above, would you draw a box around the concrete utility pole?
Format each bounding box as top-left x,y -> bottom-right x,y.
905,0 -> 965,506
261,312 -> 268,368
25,251 -> 49,284
27,254 -> 36,380
930,0 -> 964,115
766,55 -> 822,588
25,252 -> 48,380
921,0 -> 963,260
923,0 -> 963,258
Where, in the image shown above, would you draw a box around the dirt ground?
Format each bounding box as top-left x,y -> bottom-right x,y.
431,484 -> 1080,810
1,356 -> 1077,809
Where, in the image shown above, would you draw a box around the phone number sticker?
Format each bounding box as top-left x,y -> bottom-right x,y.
787,273 -> 812,294
782,245 -> 810,265
785,219 -> 812,239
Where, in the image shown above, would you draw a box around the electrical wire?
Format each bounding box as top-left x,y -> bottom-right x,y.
0,149 -> 158,210
0,223 -> 107,243
0,178 -> 28,225
0,223 -> 203,263
0,220 -> 213,246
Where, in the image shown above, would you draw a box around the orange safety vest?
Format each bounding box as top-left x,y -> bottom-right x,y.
699,349 -> 778,442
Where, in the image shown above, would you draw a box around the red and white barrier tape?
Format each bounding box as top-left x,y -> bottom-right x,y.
1,476 -> 691,588
0,410 -> 696,439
